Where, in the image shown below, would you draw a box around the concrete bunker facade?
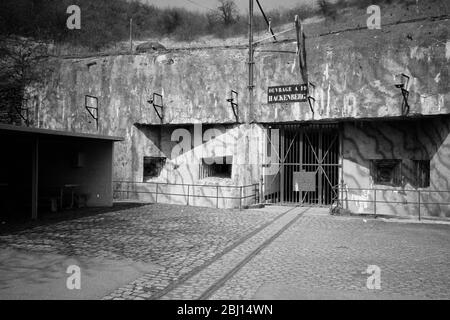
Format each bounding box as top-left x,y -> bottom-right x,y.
25,16 -> 450,219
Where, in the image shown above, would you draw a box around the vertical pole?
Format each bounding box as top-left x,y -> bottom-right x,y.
300,129 -> 304,205
418,190 -> 421,221
280,128 -> 285,204
31,137 -> 39,220
240,186 -> 243,210
295,15 -> 302,82
373,188 -> 377,217
216,185 -> 219,208
155,183 -> 159,204
339,123 -> 344,208
187,184 -> 190,206
259,177 -> 263,204
260,127 -> 266,203
318,129 -> 323,206
248,0 -> 254,123
130,18 -> 133,53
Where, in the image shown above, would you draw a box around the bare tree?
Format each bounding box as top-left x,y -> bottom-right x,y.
217,0 -> 239,26
0,36 -> 51,126
318,0 -> 338,20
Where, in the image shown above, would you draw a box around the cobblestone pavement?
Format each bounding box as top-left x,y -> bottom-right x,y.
1,204 -> 449,300
0,203 -> 281,299
209,212 -> 450,300
102,205 -> 297,300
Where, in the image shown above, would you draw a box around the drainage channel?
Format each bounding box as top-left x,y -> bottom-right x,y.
158,206 -> 310,300
151,206 -> 304,300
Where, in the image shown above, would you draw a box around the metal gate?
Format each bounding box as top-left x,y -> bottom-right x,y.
263,123 -> 341,206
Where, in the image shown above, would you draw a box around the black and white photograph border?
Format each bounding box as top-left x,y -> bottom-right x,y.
0,0 -> 449,306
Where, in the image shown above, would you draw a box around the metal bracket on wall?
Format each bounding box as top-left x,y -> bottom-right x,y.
395,74 -> 410,116
307,82 -> 316,118
85,95 -> 99,130
227,90 -> 239,122
147,93 -> 164,123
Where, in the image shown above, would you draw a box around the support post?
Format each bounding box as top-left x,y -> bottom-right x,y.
260,176 -> 264,205
216,185 -> 219,208
280,128 -> 285,203
339,123 -> 344,208
130,18 -> 133,53
418,190 -> 421,221
240,186 -> 243,210
373,188 -> 377,217
187,184 -> 190,206
31,137 -> 39,220
155,183 -> 159,204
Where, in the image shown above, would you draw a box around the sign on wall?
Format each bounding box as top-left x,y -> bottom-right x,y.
293,171 -> 316,192
268,84 -> 308,104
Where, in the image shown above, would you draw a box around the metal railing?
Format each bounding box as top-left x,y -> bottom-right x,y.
331,185 -> 450,221
113,181 -> 260,209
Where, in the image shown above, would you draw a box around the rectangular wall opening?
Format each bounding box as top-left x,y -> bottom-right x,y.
143,156 -> 166,181
413,160 -> 430,188
371,159 -> 402,186
199,156 -> 232,179
263,123 -> 340,206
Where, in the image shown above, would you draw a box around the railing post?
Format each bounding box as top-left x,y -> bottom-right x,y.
187,184 -> 190,206
216,185 -> 219,208
254,184 -> 257,204
418,190 -> 421,221
259,178 -> 264,205
373,188 -> 377,217
240,186 -> 243,210
155,183 -> 159,204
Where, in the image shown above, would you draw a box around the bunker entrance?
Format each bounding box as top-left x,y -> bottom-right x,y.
264,124 -> 341,206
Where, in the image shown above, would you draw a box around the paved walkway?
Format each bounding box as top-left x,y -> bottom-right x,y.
0,248 -> 156,299
210,213 -> 450,300
0,204 -> 280,299
0,204 -> 449,300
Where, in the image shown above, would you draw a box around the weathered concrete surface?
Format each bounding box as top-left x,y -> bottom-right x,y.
342,116 -> 450,218
254,18 -> 450,122
21,11 -> 450,205
114,123 -> 264,208
30,18 -> 450,130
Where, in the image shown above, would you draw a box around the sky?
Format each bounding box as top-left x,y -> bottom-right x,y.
138,0 -> 318,13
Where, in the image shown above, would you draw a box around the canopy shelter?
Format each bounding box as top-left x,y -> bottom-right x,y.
0,124 -> 123,220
